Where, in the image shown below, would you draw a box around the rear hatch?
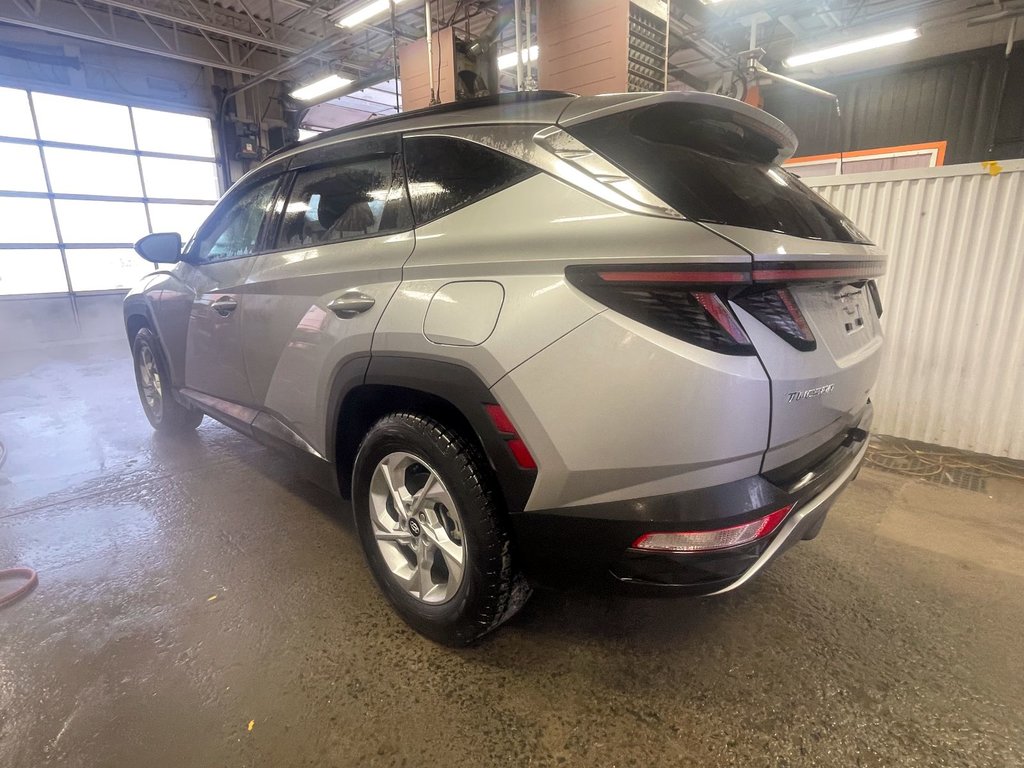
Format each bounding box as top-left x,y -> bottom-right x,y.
561,94 -> 885,474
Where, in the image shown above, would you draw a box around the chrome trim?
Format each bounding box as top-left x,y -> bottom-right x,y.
252,412 -> 326,460
179,387 -> 258,426
406,125 -> 683,221
708,438 -> 869,595
178,387 -> 326,461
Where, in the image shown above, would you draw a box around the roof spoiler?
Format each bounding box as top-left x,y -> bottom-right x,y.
557,92 -> 799,163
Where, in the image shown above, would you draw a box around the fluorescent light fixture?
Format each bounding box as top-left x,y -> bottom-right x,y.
289,74 -> 354,101
785,27 -> 920,68
336,0 -> 413,29
498,44 -> 539,70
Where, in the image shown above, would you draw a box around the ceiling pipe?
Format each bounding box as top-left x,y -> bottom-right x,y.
513,0 -> 524,90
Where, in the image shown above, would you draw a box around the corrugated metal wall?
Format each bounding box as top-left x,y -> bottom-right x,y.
765,45 -> 1023,164
807,160 -> 1024,459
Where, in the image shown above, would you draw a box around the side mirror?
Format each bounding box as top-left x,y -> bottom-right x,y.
134,232 -> 182,264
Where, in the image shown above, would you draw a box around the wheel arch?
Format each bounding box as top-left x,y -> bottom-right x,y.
331,355 -> 536,514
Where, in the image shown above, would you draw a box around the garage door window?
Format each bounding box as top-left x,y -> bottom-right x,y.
0,86 -> 219,296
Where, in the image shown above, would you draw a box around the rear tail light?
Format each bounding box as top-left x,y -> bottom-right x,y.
734,287 -> 816,351
565,265 -> 754,356
485,404 -> 537,470
631,505 -> 793,552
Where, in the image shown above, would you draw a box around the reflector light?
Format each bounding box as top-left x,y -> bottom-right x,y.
484,404 -> 516,435
484,403 -> 537,470
632,505 -> 794,552
507,439 -> 537,470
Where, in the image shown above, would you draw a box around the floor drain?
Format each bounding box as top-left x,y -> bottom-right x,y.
863,436 -> 1024,495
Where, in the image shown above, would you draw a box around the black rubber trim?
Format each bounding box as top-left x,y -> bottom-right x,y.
324,355 -> 372,464
364,356 -> 537,515
514,431 -> 865,592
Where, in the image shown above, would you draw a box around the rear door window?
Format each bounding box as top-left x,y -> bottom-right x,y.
276,154 -> 411,248
567,102 -> 870,244
403,135 -> 538,225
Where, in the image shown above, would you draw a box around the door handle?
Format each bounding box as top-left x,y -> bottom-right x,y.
327,291 -> 375,318
212,296 -> 238,317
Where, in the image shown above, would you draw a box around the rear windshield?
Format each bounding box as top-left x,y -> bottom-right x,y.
567,102 -> 870,244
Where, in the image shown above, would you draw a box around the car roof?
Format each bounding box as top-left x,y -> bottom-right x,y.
267,90 -> 577,163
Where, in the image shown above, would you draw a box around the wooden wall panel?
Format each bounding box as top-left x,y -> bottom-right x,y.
538,0 -> 628,95
398,27 -> 455,111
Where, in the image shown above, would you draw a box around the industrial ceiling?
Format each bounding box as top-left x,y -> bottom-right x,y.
1,0 -> 1022,125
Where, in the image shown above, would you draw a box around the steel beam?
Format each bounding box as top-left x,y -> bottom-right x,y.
0,0 -> 276,75
87,0 -> 309,53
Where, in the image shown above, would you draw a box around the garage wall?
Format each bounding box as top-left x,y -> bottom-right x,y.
766,46 -> 1024,165
808,159 -> 1024,459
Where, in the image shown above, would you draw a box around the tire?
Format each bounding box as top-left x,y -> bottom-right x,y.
132,326 -> 203,433
352,412 -> 530,646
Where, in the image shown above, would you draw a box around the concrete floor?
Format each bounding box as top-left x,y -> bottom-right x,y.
2,327 -> 1023,768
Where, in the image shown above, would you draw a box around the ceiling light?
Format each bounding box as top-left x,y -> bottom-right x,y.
785,27 -> 920,68
289,74 -> 354,101
498,45 -> 539,70
336,0 -> 413,29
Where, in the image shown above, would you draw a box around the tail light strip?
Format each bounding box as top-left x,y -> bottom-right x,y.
751,260 -> 886,283
590,260 -> 886,285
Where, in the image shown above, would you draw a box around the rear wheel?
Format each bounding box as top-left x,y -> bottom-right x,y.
132,327 -> 203,433
352,413 -> 529,645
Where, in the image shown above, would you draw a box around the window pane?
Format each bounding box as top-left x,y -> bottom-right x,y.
44,147 -> 143,196
140,156 -> 219,200
32,92 -> 134,149
148,202 -> 215,240
0,197 -> 58,242
0,87 -> 37,139
0,249 -> 67,294
65,248 -> 152,291
132,107 -> 215,158
278,158 -> 398,248
194,177 -> 278,264
0,141 -> 47,192
567,103 -> 870,244
404,136 -> 537,225
54,199 -> 148,243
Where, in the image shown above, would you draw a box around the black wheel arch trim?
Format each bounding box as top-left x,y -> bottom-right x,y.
332,355 -> 537,514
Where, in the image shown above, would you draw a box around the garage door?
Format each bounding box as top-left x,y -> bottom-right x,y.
0,87 -> 219,296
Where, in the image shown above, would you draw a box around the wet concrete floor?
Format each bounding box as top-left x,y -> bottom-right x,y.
1,335 -> 1023,767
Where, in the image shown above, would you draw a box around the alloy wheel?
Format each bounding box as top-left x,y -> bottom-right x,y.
368,451 -> 466,604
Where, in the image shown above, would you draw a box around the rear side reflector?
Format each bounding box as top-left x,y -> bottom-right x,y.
484,403 -> 537,470
631,505 -> 794,552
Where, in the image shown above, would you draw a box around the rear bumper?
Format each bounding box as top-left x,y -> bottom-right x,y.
511,426 -> 869,596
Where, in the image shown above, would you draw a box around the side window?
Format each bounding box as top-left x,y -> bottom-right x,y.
276,155 -> 410,248
403,136 -> 538,225
192,176 -> 280,264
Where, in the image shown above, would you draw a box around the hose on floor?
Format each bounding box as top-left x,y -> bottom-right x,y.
0,568 -> 38,608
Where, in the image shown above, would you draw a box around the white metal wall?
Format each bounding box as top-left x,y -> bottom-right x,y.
807,159 -> 1024,459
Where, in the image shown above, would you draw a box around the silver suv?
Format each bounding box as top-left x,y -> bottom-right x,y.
125,91 -> 885,645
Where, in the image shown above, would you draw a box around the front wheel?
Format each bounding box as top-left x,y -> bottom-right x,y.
352,413 -> 529,645
132,327 -> 203,433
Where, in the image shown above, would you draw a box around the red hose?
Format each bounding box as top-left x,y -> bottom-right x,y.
0,568 -> 38,608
